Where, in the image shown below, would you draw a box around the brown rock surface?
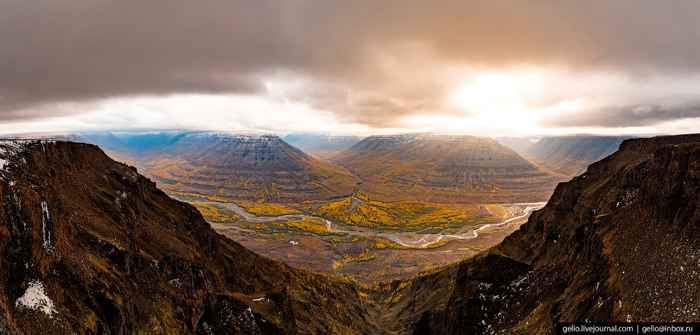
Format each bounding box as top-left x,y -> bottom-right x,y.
0,140 -> 376,334
379,134 -> 700,334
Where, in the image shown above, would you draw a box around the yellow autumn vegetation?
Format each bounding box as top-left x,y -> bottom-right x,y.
237,201 -> 301,216
239,218 -> 344,236
371,238 -> 449,250
285,218 -> 344,236
165,190 -> 228,202
190,203 -> 239,222
343,249 -> 376,262
326,236 -> 362,244
254,182 -> 281,201
312,198 -> 492,232
336,249 -> 377,270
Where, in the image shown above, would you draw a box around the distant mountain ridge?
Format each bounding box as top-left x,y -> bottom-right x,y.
114,131 -> 189,152
494,136 -> 542,153
138,132 -> 361,202
330,134 -> 566,203
18,131 -> 361,203
282,133 -> 362,158
22,131 -> 571,204
502,135 -> 634,176
21,132 -> 637,204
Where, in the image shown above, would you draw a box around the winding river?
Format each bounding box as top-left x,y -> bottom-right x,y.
185,198 -> 544,248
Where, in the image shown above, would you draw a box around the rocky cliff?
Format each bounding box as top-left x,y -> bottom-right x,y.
380,134 -> 699,334
0,140 -> 376,334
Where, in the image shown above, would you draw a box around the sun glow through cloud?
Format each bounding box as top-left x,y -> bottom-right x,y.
2,1 -> 700,137
449,70 -> 558,134
3,66 -> 700,137
451,72 -> 538,112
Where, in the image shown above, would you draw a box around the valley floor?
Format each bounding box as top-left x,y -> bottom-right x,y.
169,192 -> 542,284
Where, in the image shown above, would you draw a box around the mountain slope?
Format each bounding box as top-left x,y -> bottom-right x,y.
138,132 -> 360,202
330,134 -> 566,203
522,135 -> 633,176
282,133 -> 362,158
0,140 -> 377,334
380,134 -> 700,334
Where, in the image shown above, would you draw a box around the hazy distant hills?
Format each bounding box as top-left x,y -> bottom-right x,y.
330,134 -> 566,203
493,136 -> 541,153
520,136 -> 633,176
115,131 -> 188,152
282,133 -> 362,158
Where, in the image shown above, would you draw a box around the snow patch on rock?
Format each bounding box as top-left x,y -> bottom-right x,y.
239,307 -> 258,330
168,278 -> 182,288
0,140 -> 37,171
15,279 -> 57,317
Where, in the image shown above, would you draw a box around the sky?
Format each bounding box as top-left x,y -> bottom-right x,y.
2,1 -> 700,137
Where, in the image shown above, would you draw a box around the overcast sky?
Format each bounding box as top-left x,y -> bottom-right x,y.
2,1 -> 700,136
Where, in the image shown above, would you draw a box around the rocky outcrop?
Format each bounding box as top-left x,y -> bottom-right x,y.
0,140 -> 376,334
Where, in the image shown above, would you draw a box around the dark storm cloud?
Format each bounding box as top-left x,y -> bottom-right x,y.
2,0 -> 700,126
541,103 -> 700,128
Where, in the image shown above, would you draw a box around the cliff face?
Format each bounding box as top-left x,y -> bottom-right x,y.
0,140 -> 376,334
331,134 -> 565,203
381,134 -> 700,334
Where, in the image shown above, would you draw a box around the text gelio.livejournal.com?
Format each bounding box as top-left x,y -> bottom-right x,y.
557,323 -> 697,334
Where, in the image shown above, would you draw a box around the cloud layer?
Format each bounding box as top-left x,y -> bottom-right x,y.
2,0 -> 700,133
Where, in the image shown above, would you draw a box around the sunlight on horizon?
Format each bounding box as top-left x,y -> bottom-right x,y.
449,70 -> 575,135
